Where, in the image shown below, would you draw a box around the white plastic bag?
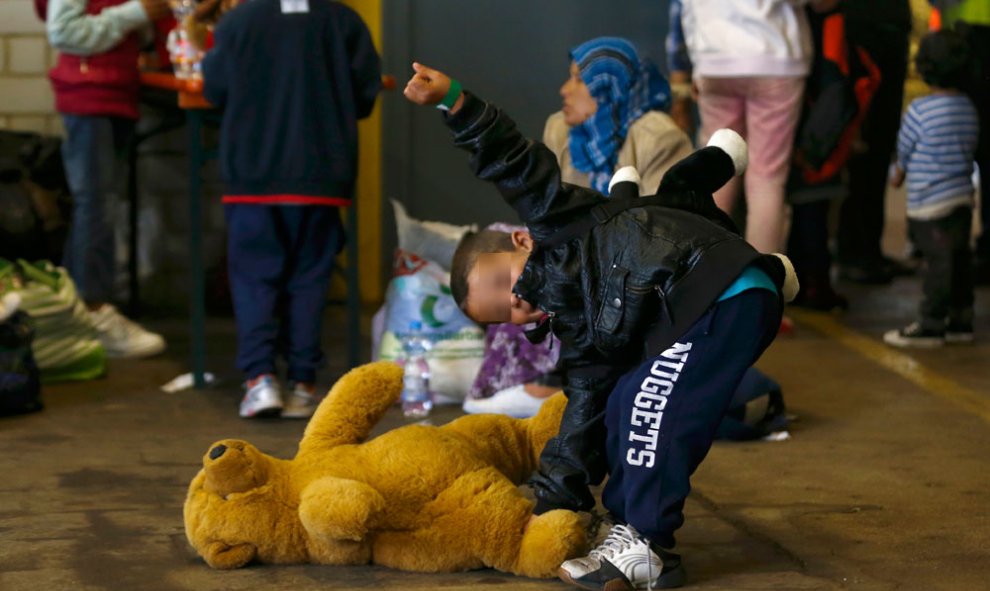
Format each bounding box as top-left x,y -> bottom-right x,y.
377,250 -> 484,401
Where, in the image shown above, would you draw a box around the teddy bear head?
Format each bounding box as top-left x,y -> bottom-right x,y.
184,439 -> 306,569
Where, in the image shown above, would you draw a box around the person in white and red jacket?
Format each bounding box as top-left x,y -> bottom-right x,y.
46,0 -> 168,358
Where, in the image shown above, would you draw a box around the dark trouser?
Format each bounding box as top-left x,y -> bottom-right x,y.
910,207 -> 974,329
225,204 -> 344,383
60,114 -> 135,303
787,199 -> 831,282
956,22 -> 990,260
601,289 -> 780,549
836,22 -> 910,266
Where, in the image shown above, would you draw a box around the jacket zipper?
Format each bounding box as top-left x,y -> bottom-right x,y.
655,285 -> 673,322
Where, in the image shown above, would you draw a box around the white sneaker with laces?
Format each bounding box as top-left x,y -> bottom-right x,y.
559,523 -> 685,590
462,385 -> 548,418
282,383 -> 321,419
88,304 -> 166,358
240,375 -> 283,418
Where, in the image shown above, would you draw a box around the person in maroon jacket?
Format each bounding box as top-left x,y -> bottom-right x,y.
46,0 -> 168,358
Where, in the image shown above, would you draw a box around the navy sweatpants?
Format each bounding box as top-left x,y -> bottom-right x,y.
602,288 -> 780,549
225,204 -> 344,383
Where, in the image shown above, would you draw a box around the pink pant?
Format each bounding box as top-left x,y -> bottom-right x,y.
697,76 -> 805,253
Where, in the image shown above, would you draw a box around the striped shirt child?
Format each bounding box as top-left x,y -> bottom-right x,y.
896,93 -> 980,220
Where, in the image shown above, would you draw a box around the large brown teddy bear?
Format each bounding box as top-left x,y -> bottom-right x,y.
183,361 -> 587,577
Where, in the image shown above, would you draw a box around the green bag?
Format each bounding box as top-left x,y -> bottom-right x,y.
0,259 -> 107,383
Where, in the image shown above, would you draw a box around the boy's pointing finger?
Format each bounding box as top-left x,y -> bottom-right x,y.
412,62 -> 443,81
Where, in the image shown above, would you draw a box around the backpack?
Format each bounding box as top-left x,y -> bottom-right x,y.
715,367 -> 789,441
0,295 -> 43,417
0,131 -> 71,263
0,159 -> 47,263
791,11 -> 881,189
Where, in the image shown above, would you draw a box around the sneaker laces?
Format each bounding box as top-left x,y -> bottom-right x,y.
588,524 -> 640,562
588,523 -> 667,591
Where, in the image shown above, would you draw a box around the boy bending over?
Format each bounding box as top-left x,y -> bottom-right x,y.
404,63 -> 797,590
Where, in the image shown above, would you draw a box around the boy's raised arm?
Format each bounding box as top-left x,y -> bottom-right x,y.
403,63 -> 604,242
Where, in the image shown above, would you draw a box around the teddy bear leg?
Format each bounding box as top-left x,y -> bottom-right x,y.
299,476 -> 384,565
372,467 -> 584,578
372,467 -> 530,573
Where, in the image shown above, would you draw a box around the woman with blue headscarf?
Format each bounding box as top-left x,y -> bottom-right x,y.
543,37 -> 693,195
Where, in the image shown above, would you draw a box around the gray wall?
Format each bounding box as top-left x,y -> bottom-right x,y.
381,0 -> 671,278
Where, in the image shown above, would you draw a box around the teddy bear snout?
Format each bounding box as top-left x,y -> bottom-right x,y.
209,444 -> 227,460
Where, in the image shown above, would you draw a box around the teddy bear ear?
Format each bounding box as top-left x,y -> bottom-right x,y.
608,166 -> 641,200
202,541 -> 257,570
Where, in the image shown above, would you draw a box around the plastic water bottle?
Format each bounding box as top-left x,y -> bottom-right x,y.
400,321 -> 433,418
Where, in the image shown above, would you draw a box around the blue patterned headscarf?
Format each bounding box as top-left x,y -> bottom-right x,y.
568,37 -> 672,194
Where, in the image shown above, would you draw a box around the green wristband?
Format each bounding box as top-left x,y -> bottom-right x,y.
437,79 -> 462,111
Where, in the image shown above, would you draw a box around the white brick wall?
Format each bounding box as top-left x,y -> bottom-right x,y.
0,0 -> 45,35
0,75 -> 53,112
8,35 -> 48,73
0,0 -> 58,135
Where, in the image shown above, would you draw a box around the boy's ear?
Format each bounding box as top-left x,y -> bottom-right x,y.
511,230 -> 534,252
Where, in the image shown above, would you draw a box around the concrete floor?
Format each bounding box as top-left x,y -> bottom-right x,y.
3,219 -> 990,590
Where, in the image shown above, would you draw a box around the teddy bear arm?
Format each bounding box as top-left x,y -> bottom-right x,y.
299,477 -> 386,543
299,362 -> 403,452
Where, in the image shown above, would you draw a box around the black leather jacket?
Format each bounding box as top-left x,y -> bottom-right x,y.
445,93 -> 785,513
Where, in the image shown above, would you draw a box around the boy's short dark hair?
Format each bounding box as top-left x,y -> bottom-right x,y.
450,230 -> 515,311
916,30 -> 971,90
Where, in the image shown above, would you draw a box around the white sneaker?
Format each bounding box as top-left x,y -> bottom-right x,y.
88,304 -> 166,358
462,385 -> 548,418
558,523 -> 685,590
239,375 -> 283,418
282,383 -> 321,419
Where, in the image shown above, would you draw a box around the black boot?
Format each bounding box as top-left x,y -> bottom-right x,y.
792,272 -> 849,312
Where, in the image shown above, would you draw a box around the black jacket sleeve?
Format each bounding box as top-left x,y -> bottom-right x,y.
443,93 -> 606,242
529,361 -> 627,513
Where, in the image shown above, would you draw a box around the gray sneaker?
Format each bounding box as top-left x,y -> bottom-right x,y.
559,523 -> 685,590
282,383 -> 322,419
239,375 -> 283,418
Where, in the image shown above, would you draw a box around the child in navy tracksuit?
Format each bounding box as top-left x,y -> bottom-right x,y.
202,0 -> 381,419
884,30 -> 979,349
405,64 -> 798,590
